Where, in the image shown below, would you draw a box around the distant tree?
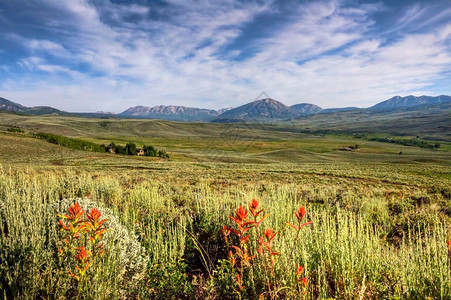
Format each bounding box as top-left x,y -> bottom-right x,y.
143,145 -> 157,157
125,142 -> 137,156
158,150 -> 169,159
107,142 -> 116,153
115,145 -> 125,154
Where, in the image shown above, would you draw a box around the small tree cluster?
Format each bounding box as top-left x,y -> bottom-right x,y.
103,142 -> 137,155
103,142 -> 170,158
142,145 -> 170,158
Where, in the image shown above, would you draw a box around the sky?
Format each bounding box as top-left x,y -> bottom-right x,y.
0,0 -> 450,113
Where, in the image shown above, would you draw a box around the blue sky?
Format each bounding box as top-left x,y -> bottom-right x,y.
0,0 -> 450,112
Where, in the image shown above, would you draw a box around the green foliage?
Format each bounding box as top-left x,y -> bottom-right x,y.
6,127 -> 24,133
125,142 -> 137,156
31,132 -> 105,152
29,131 -> 170,159
143,145 -> 157,157
368,136 -> 440,149
0,161 -> 450,299
141,144 -> 170,158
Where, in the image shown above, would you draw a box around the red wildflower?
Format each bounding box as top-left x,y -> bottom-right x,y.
86,208 -> 100,223
263,228 -> 277,243
249,199 -> 264,218
289,205 -> 313,230
229,206 -> 249,227
58,203 -> 87,238
85,208 -> 108,241
296,265 -> 305,278
299,277 -> 308,286
294,206 -> 306,222
75,247 -> 89,263
58,203 -> 85,223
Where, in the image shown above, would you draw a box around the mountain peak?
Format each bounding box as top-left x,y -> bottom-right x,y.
370,95 -> 451,111
213,98 -> 293,123
119,104 -> 220,121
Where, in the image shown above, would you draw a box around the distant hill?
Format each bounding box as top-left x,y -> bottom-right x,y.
0,97 -> 27,112
119,105 -> 221,122
2,94 -> 451,123
0,97 -> 68,116
212,98 -> 297,123
217,107 -> 233,115
321,107 -> 360,113
290,103 -> 323,115
369,95 -> 451,111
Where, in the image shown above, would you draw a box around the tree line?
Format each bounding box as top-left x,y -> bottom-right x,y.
103,142 -> 169,158
31,132 -> 169,158
367,137 -> 440,149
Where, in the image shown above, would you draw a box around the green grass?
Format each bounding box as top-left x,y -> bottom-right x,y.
1,112 -> 450,165
1,164 -> 450,299
0,113 -> 450,299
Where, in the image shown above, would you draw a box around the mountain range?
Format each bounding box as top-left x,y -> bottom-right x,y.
0,97 -> 67,116
368,95 -> 451,111
1,95 -> 450,123
211,98 -> 323,123
119,105 -> 231,121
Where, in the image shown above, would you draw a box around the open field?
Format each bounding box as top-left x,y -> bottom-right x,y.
1,111 -> 451,164
1,114 -> 451,299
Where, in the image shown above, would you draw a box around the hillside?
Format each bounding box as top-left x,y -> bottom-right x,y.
289,101 -> 451,141
369,95 -> 451,111
0,97 -> 68,116
2,94 -> 451,124
119,105 -> 220,121
290,103 -> 323,115
0,97 -> 27,111
212,98 -> 295,123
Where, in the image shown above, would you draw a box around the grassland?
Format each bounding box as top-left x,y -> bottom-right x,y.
1,113 -> 450,299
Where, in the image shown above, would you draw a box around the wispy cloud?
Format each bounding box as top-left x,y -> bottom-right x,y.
0,0 -> 450,111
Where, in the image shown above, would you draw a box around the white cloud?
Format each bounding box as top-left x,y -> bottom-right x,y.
1,0 -> 450,112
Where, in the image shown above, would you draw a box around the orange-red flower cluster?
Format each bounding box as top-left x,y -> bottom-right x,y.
296,265 -> 308,292
257,228 -> 280,265
86,208 -> 108,251
223,200 -> 313,297
69,246 -> 92,281
249,198 -> 264,218
288,205 -> 313,231
58,203 -> 108,281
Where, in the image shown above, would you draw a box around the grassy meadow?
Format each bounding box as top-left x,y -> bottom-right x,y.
1,113 -> 451,299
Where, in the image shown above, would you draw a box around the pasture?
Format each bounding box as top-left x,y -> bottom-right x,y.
1,114 -> 450,299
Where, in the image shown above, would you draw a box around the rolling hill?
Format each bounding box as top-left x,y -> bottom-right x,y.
119,105 -> 222,121
212,98 -> 296,123
369,95 -> 451,111
0,97 -> 68,116
0,97 -> 27,112
290,103 -> 323,115
1,95 -> 451,126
